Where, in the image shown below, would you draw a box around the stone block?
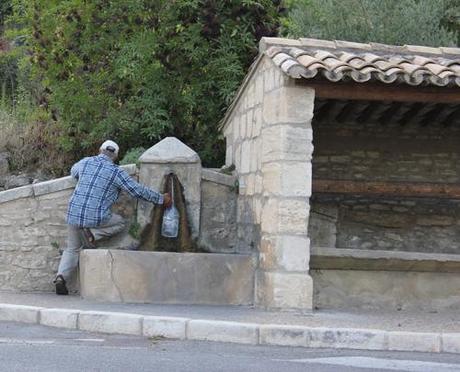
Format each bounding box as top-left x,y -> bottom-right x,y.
201,169 -> 236,187
263,86 -> 314,125
234,144 -> 241,171
225,144 -> 233,167
255,174 -> 263,195
260,235 -> 310,271
139,137 -> 200,164
259,325 -> 309,347
188,320 -> 258,344
232,117 -> 240,143
250,144 -> 259,173
261,198 -> 309,235
80,250 -> 255,305
255,74 -> 264,104
240,141 -> 251,174
253,107 -> 262,137
0,185 -> 33,204
262,125 -> 313,163
256,270 -> 313,310
40,308 -> 79,329
388,331 -> 440,353
311,269 -> 460,311
78,311 -> 142,335
262,161 -> 311,197
246,174 -> 255,196
442,333 -> 460,353
143,316 -> 189,339
199,179 -> 237,253
307,328 -> 387,350
309,204 -> 338,248
240,113 -> 247,139
0,304 -> 42,323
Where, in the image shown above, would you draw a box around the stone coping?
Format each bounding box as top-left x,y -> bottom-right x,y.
201,168 -> 237,187
0,164 -> 137,204
139,137 -> 200,164
311,247 -> 460,273
0,165 -> 236,204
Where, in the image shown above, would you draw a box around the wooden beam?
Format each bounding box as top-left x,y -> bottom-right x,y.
442,106 -> 460,127
298,80 -> 460,104
312,179 -> 460,199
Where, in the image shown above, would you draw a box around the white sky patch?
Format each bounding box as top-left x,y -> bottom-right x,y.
274,356 -> 460,372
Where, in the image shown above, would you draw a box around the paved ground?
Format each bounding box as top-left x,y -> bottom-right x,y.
1,321 -> 460,372
0,292 -> 458,333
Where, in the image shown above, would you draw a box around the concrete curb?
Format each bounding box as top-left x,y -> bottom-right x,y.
0,303 -> 458,354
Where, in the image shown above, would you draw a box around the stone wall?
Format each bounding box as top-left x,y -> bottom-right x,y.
198,169 -> 237,253
222,58 -> 268,254
223,54 -> 314,310
310,197 -> 460,254
310,118 -> 460,253
0,165 -> 137,292
312,119 -> 460,183
312,269 -> 460,311
0,163 -> 238,292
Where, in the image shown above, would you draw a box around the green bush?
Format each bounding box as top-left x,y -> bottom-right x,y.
6,0 -> 282,171
120,146 -> 145,167
282,0 -> 458,47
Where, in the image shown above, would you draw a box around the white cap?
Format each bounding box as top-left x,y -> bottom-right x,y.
100,140 -> 119,155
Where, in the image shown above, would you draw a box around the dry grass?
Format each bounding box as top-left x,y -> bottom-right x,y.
0,109 -> 26,152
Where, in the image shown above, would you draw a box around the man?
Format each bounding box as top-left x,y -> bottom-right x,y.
54,140 -> 171,295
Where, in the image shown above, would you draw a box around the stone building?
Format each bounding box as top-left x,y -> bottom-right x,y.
1,37 -> 459,313
221,37 -> 460,311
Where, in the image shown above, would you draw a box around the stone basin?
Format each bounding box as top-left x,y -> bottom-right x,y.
80,250 -> 256,305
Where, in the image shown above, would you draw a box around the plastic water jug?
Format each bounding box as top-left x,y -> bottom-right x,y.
161,177 -> 179,238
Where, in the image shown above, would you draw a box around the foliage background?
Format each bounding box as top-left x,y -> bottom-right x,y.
2,0 -> 282,173
282,0 -> 459,46
0,0 -> 459,175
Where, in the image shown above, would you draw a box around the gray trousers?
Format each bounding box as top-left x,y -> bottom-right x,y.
57,214 -> 126,280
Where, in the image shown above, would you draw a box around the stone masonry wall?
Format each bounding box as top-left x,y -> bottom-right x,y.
312,119 -> 460,183
310,118 -> 460,253
0,164 -> 238,292
222,57 -> 270,254
223,55 -> 315,310
198,169 -> 237,253
0,165 -> 137,292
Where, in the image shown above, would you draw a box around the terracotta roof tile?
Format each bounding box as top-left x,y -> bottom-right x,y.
263,38 -> 460,88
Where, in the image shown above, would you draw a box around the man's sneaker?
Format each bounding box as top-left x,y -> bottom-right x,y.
54,275 -> 68,295
79,228 -> 96,249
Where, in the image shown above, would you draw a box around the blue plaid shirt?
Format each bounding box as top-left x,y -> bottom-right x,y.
66,154 -> 163,227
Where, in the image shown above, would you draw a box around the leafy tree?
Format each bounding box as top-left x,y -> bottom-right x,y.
7,0 -> 282,169
282,0 -> 459,47
0,0 -> 12,32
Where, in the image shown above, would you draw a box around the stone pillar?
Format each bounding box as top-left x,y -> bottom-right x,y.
256,84 -> 315,311
138,137 -> 201,239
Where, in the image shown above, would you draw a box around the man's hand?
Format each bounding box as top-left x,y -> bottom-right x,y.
163,193 -> 172,208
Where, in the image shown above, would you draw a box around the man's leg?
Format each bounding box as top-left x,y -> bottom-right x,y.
91,213 -> 127,242
55,225 -> 82,294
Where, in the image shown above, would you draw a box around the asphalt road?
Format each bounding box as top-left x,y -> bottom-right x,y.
0,321 -> 460,372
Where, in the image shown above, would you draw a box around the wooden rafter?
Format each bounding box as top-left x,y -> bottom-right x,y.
299,80 -> 460,104
313,179 -> 460,199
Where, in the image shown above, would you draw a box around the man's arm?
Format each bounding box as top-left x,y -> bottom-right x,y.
116,168 -> 165,204
70,159 -> 85,179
